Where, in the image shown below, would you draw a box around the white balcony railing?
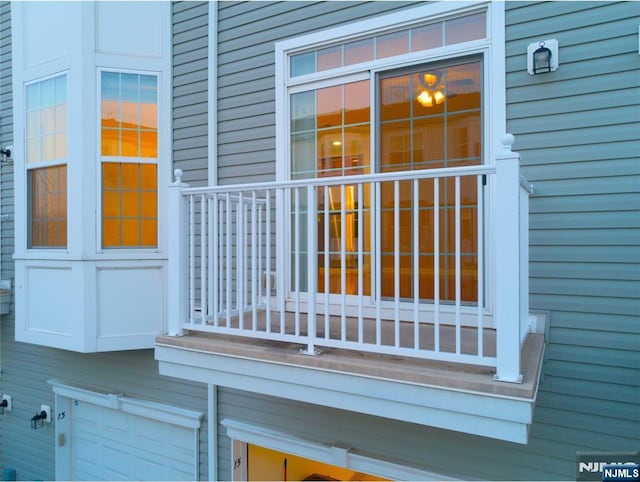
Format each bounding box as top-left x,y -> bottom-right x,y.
168,134 -> 532,383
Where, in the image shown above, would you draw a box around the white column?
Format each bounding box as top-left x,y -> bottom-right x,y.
494,134 -> 523,383
167,169 -> 190,336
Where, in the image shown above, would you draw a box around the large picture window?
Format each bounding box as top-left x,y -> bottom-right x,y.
100,71 -> 158,248
26,74 -> 68,248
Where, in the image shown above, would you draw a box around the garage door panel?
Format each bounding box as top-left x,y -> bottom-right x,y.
69,400 -> 199,480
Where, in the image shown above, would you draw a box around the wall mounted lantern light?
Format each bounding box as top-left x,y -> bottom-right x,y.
527,39 -> 559,75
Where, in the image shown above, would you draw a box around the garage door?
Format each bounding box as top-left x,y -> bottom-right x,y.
49,380 -> 203,481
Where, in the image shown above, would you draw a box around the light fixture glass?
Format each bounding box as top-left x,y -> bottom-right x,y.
433,90 -> 445,104
533,41 -> 552,74
423,73 -> 437,85
332,140 -> 342,147
417,90 -> 433,107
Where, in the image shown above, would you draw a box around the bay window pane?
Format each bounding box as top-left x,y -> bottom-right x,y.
102,162 -> 157,248
29,165 -> 67,248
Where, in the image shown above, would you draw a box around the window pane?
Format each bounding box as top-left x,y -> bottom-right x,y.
317,128 -> 343,173
26,74 -> 67,165
343,125 -> 370,175
411,23 -> 442,51
445,13 -> 486,45
378,58 -> 482,303
376,30 -> 409,59
291,132 -> 315,178
414,117 -> 445,165
140,130 -> 157,158
102,162 -> 157,248
380,120 -> 410,170
102,71 -> 120,100
139,74 -> 157,104
380,76 -> 410,121
101,71 -> 158,161
122,191 -> 139,217
121,130 -> 139,157
317,46 -> 341,71
317,85 -> 341,129
140,103 -> 157,130
140,163 -> 157,189
344,80 -> 369,125
290,52 -> 315,77
344,38 -> 373,66
121,73 -> 139,103
447,112 -> 481,160
29,165 -> 67,248
291,91 -> 315,132
121,163 -> 139,189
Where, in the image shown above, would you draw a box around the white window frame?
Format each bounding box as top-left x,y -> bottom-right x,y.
96,67 -> 162,252
274,1 -> 505,320
24,72 -> 70,250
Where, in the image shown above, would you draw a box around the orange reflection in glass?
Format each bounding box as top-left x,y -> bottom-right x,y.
102,162 -> 157,248
30,165 -> 67,248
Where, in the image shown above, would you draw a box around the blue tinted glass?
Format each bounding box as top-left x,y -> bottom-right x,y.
102,71 -> 120,100
290,52 -> 316,77
139,74 -> 157,104
26,83 -> 40,111
40,78 -> 55,107
291,91 -> 315,132
54,75 -> 67,104
121,73 -> 139,103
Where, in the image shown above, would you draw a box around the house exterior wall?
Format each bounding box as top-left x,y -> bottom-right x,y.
0,1 -> 637,481
209,1 -> 639,480
173,1 -> 210,186
0,2 -> 210,480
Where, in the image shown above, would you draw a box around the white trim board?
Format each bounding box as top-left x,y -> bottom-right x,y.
48,379 -> 203,428
222,418 -> 464,481
156,343 -> 536,444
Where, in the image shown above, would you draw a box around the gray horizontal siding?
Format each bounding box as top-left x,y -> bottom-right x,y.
216,1 -> 420,186
173,1 -> 209,187
0,3 -> 210,480
210,2 -> 640,481
507,0 -> 640,478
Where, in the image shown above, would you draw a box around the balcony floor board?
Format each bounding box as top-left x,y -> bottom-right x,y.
157,312 -> 544,400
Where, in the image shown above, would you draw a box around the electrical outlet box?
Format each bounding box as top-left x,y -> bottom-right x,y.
40,404 -> 51,423
1,394 -> 11,412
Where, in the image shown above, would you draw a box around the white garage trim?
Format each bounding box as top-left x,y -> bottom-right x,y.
48,379 -> 203,481
221,418 -> 463,482
48,379 -> 203,428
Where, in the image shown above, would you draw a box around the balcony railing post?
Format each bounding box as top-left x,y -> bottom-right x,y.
168,169 -> 190,336
304,185 -> 318,355
494,134 -> 524,383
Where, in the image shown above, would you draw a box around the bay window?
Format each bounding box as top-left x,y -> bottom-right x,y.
100,71 -> 158,249
26,74 -> 68,248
